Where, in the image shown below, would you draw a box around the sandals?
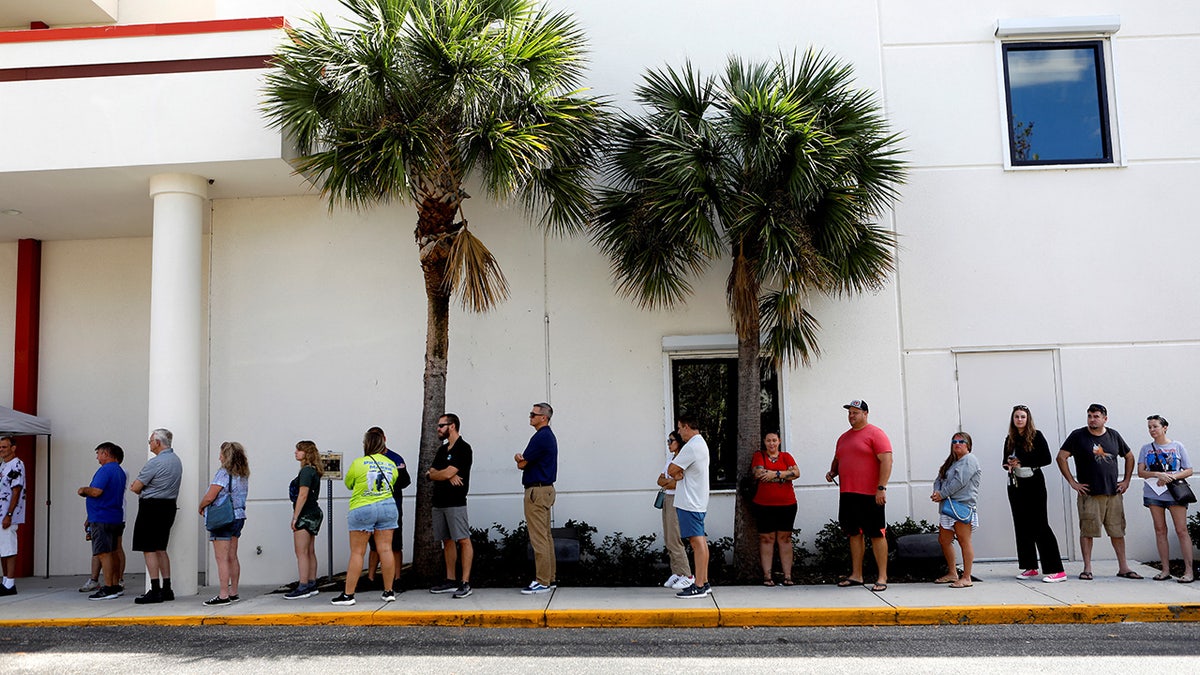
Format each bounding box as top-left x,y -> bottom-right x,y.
1153,573 -> 1173,581
762,578 -> 775,587
870,582 -> 888,592
836,578 -> 863,587
934,575 -> 958,584
1117,571 -> 1144,580
949,580 -> 973,588
1179,575 -> 1195,584
781,578 -> 795,586
1078,571 -> 1094,580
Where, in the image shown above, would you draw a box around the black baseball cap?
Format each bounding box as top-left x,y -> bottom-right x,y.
843,400 -> 868,412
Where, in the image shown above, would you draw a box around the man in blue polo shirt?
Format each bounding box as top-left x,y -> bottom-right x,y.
77,442 -> 127,600
514,402 -> 558,594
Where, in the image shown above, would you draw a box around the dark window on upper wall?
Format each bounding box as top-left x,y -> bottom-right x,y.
1002,41 -> 1112,166
671,357 -> 780,490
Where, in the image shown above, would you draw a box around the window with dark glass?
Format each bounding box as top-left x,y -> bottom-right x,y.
671,357 -> 780,490
1002,41 -> 1112,166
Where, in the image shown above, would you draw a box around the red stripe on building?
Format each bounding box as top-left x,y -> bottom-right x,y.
0,54 -> 273,82
0,16 -> 285,44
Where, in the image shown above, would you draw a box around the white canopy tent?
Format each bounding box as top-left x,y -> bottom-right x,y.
0,406 -> 51,577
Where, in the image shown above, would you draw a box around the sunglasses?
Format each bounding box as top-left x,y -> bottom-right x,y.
951,439 -> 969,445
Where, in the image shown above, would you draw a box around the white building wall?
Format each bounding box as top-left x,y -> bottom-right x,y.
2,0 -> 1198,580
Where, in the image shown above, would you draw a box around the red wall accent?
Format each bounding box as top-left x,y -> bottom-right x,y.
0,16 -> 285,44
0,55 -> 273,82
12,239 -> 41,578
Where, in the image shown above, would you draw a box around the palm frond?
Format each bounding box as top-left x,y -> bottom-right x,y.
445,224 -> 511,312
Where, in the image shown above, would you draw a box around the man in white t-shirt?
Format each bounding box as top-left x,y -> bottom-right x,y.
668,415 -> 711,598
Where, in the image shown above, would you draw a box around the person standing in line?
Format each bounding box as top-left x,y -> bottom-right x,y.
751,431 -> 799,586
427,413 -> 474,599
331,429 -> 398,606
80,444 -> 128,595
77,442 -> 127,600
515,402 -> 558,595
1056,403 -> 1140,580
365,426 -> 410,592
130,428 -> 183,604
669,415 -> 711,598
197,441 -> 250,606
931,432 -> 982,588
285,440 -> 324,599
825,399 -> 893,593
0,435 -> 27,596
1137,414 -> 1194,583
658,431 -> 693,590
1003,405 -> 1066,583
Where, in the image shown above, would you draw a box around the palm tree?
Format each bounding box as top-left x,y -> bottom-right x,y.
262,0 -> 607,578
593,51 -> 906,580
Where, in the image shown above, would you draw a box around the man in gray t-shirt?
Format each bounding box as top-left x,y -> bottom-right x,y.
130,428 -> 183,604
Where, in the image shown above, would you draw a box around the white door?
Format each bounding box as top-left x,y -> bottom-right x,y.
954,350 -> 1072,561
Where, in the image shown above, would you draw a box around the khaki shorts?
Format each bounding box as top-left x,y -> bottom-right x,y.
1078,493 -> 1126,538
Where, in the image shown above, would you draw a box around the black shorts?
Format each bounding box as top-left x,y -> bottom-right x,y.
132,498 -> 177,552
753,503 -> 798,533
838,493 -> 886,537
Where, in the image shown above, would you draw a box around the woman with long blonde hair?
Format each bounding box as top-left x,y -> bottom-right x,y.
285,440 -> 324,599
198,441 -> 250,605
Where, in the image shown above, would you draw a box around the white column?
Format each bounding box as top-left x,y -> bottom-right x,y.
147,173 -> 207,597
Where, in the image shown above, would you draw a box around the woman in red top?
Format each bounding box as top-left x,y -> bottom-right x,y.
752,432 -> 799,585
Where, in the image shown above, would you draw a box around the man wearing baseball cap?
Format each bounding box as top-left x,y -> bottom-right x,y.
825,399 -> 894,592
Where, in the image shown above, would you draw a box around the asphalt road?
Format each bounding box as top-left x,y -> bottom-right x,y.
2,624 -> 1198,673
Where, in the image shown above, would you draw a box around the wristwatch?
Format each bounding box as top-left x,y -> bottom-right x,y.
877,485 -> 887,491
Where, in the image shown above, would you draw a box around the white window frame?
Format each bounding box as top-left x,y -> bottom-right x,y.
995,16 -> 1125,170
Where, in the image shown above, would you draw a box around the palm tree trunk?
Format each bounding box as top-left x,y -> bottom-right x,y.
730,248 -> 762,582
733,327 -> 761,582
413,273 -> 451,580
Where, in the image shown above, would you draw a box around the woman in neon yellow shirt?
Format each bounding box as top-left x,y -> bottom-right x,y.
330,429 -> 398,606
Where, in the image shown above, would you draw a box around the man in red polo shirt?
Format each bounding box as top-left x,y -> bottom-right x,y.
825,400 -> 893,592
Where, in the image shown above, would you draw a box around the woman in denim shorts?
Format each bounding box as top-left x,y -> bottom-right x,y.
330,429 -> 399,606
1137,415 -> 1194,583
198,441 -> 250,606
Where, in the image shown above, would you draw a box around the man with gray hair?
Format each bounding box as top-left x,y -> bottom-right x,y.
515,402 -> 558,594
130,428 -> 183,604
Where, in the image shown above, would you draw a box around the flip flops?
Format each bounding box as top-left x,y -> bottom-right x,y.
870,582 -> 888,592
1179,576 -> 1194,584
1117,571 -> 1144,580
836,578 -> 863,587
949,580 -> 973,588
934,576 -> 958,584
1153,573 -> 1172,581
1078,571 -> 1094,580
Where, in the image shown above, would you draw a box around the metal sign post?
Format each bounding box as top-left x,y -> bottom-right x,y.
320,452 -> 343,587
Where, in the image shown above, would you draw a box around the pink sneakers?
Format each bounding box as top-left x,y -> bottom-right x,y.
1016,569 -> 1040,579
1042,572 -> 1068,583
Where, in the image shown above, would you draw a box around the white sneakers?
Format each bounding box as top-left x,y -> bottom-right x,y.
663,574 -> 694,590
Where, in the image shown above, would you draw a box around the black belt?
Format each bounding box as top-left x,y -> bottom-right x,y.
524,482 -> 554,488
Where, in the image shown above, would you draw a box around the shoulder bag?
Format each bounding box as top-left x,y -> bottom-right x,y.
1167,478 -> 1197,505
204,472 -> 235,531
939,496 -> 975,523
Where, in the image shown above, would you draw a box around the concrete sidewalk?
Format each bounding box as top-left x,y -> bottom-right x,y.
2,561 -> 1198,628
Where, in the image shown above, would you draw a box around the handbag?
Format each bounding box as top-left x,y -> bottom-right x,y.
939,496 -> 974,523
653,489 -> 666,509
204,473 -> 236,531
1167,478 -> 1197,505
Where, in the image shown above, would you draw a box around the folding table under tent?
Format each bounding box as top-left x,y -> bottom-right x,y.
0,406 -> 51,577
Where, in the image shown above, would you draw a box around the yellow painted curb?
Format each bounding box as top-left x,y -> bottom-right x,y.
2,603 -> 1199,629
546,608 -> 719,628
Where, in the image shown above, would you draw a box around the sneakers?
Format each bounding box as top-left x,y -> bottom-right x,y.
430,580 -> 459,594
203,595 -> 231,606
229,594 -> 240,602
133,589 -> 162,604
284,583 -> 318,600
116,585 -> 125,597
1016,569 -> 1040,580
88,586 -> 120,601
161,588 -> 175,602
453,583 -> 473,599
330,592 -> 356,606
676,582 -> 712,598
670,575 -> 695,590
520,582 -> 554,595
1042,571 -> 1068,583
79,579 -> 101,593
381,590 -> 396,602
0,585 -> 17,596
663,574 -> 681,589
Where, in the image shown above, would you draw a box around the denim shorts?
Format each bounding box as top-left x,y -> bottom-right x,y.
347,500 -> 398,532
208,517 -> 245,541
